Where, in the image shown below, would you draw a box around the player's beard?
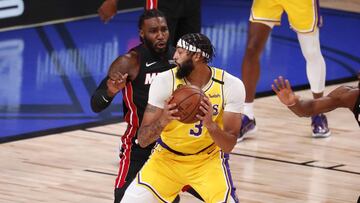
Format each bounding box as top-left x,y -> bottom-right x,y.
176,58 -> 194,79
143,36 -> 168,55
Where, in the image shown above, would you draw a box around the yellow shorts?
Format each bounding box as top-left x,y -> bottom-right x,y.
136,144 -> 238,203
250,0 -> 321,33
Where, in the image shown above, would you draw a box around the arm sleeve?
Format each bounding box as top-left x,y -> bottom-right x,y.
90,76 -> 115,113
223,72 -> 245,113
148,71 -> 173,109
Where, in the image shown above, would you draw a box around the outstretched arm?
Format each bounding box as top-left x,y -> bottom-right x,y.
90,52 -> 138,113
272,76 -> 358,117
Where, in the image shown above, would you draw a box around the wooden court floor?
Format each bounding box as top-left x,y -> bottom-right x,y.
1,81 -> 359,203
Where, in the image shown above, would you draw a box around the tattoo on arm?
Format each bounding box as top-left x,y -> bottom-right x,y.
138,105 -> 166,147
144,105 -> 157,113
138,121 -> 164,147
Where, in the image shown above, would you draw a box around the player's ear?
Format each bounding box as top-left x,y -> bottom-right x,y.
139,29 -> 145,41
193,52 -> 202,62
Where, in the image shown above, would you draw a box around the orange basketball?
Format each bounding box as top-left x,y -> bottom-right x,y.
169,85 -> 205,124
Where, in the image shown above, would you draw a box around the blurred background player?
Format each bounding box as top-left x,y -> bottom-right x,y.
272,75 -> 359,127
121,33 -> 244,203
98,0 -> 201,45
239,0 -> 330,140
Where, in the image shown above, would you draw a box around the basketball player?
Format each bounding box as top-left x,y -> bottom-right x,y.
121,33 -> 244,202
91,9 -> 174,202
272,76 -> 360,127
240,0 -> 330,140
98,0 -> 201,44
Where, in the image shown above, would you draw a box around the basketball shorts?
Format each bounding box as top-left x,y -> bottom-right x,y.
136,144 -> 239,203
250,0 -> 321,33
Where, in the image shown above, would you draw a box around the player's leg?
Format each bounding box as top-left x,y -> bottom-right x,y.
239,0 -> 283,141
190,151 -> 239,203
239,22 -> 272,141
297,30 -> 330,138
135,145 -> 184,202
114,128 -> 153,202
286,0 -> 330,137
121,178 -> 158,203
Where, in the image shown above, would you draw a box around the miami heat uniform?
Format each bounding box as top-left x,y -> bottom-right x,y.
91,44 -> 175,201
136,67 -> 245,202
250,0 -> 321,33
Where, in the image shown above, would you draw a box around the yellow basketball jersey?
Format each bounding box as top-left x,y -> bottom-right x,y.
160,67 -> 224,154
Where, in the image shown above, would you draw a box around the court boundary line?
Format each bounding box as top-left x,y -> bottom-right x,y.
231,152 -> 360,176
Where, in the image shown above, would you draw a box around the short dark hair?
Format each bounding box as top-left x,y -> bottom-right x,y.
178,33 -> 215,63
138,9 -> 166,30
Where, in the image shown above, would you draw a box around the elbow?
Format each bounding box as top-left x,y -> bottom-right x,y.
137,135 -> 149,148
138,140 -> 148,148
90,101 -> 102,113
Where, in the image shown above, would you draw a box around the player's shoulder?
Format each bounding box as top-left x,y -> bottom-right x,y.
112,50 -> 138,65
151,68 -> 173,85
157,68 -> 173,78
223,70 -> 243,84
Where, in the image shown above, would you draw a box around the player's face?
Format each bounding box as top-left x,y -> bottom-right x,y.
173,47 -> 194,79
140,17 -> 169,53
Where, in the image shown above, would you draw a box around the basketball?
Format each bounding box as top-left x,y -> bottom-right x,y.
169,85 -> 205,124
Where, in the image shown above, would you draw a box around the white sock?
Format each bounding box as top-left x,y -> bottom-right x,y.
244,102 -> 254,119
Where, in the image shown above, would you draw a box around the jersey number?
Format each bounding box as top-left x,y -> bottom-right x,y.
190,121 -> 203,137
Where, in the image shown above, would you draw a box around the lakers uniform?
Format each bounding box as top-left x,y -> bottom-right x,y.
250,0 -> 321,33
137,67 -> 239,203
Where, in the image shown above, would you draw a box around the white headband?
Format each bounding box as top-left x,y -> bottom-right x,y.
177,38 -> 210,59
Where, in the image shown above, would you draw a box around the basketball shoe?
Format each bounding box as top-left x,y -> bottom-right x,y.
237,114 -> 257,142
311,114 -> 331,138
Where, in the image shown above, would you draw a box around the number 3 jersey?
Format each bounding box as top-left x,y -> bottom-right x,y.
148,66 -> 245,155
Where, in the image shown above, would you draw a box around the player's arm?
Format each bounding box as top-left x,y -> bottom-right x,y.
272,76 -> 358,117
90,76 -> 115,112
138,101 -> 179,148
197,73 -> 245,153
98,0 -> 158,23
137,71 -> 177,148
90,52 -> 138,113
197,97 -> 241,153
98,0 -> 119,23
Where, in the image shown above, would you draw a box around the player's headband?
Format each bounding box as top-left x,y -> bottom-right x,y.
177,38 -> 210,59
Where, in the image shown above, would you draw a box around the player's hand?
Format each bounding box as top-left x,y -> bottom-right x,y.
197,96 -> 214,128
159,96 -> 180,127
106,72 -> 128,97
98,0 -> 118,23
272,76 -> 299,106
